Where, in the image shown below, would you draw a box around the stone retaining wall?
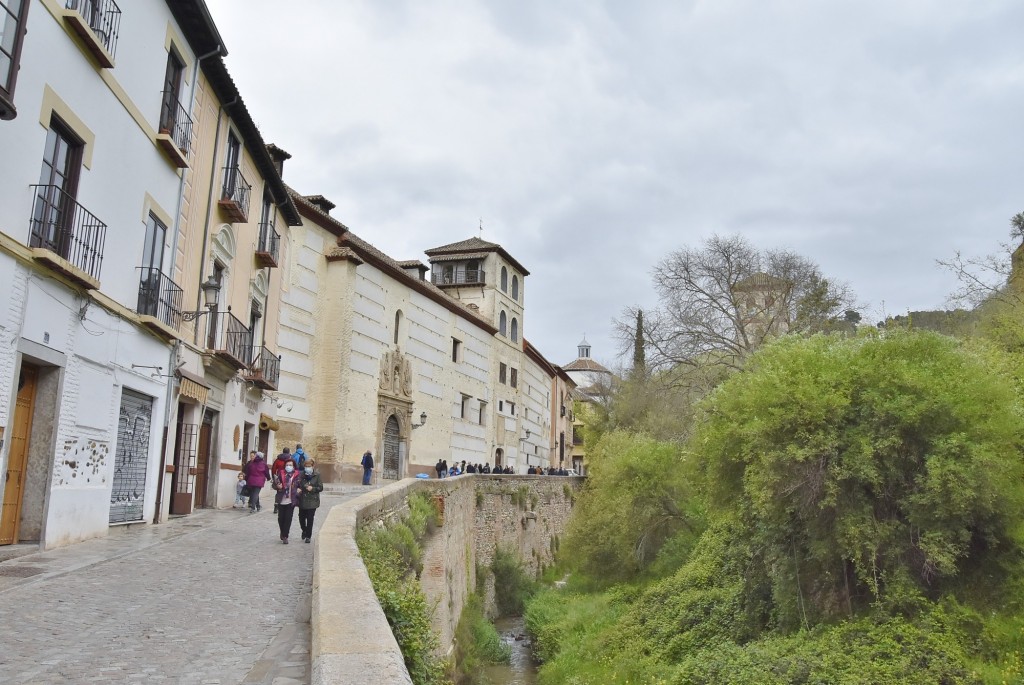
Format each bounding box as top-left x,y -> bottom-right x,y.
311,475 -> 584,684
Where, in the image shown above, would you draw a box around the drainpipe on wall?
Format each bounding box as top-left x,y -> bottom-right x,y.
154,45 -> 223,524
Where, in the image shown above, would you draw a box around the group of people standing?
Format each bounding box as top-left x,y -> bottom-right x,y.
240,444 -> 324,545
434,460 -> 515,477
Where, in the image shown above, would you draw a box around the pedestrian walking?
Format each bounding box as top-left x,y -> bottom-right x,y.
298,458 -> 324,543
272,447 -> 294,513
234,472 -> 248,508
435,459 -> 444,479
294,443 -> 308,469
242,451 -> 271,513
273,460 -> 301,543
361,450 -> 374,485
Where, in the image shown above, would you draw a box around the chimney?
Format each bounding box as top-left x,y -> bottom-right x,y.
266,143 -> 292,178
303,194 -> 336,215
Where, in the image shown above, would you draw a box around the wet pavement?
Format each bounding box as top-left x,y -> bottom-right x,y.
0,485 -> 371,684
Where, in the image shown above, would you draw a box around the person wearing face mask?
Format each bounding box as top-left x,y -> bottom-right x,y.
297,458 -> 324,543
272,459 -> 302,543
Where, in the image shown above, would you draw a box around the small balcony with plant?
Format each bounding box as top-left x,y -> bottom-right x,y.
243,345 -> 281,390
218,166 -> 251,224
62,0 -> 121,68
28,184 -> 106,289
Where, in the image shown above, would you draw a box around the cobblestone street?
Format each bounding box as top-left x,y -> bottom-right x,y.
0,489 -> 362,684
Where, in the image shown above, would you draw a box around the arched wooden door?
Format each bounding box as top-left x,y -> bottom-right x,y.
382,415 -> 400,480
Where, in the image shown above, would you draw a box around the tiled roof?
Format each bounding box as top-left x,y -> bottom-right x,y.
423,236 -> 530,276
287,186 -> 350,235
563,358 -> 612,373
337,232 -> 496,332
428,252 -> 489,263
396,260 -> 427,268
424,237 -> 501,254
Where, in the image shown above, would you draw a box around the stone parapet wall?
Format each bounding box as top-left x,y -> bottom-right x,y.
311,475 -> 584,685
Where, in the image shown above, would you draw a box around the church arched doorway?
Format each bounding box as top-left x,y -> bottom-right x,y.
382,415 -> 401,480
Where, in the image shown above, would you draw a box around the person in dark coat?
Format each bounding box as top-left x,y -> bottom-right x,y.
361,450 -> 374,485
273,461 -> 301,543
435,459 -> 444,479
242,452 -> 271,513
297,458 -> 324,543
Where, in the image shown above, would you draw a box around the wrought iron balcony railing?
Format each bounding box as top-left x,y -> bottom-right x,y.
255,220 -> 280,268
431,268 -> 486,286
136,267 -> 183,330
205,310 -> 253,369
65,0 -> 121,61
158,90 -> 193,156
29,184 -> 107,282
219,166 -> 251,223
243,345 -> 281,390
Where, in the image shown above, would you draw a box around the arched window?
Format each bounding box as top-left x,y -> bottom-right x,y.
510,317 -> 519,342
511,275 -> 519,300
500,266 -> 508,292
499,310 -> 507,337
394,310 -> 404,345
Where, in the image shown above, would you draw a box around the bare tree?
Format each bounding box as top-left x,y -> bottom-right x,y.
619,234 -> 855,376
937,211 -> 1024,308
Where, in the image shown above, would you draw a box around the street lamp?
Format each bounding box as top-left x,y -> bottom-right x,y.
182,274 -> 221,322
412,411 -> 428,429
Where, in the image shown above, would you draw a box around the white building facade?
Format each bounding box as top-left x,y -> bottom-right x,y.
0,0 -> 220,548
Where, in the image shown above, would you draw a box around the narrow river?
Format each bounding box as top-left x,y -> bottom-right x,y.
482,616 -> 540,685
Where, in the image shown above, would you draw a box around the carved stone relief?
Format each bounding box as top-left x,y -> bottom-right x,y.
379,347 -> 413,399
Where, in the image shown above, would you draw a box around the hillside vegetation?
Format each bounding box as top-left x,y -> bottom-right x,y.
528,330 -> 1024,684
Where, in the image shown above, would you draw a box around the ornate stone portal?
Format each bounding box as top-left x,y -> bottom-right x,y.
377,348 -> 414,480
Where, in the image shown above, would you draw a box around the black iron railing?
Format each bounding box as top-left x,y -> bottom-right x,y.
66,0 -> 121,58
29,184 -> 107,280
206,310 -> 253,366
136,267 -> 183,329
221,165 -> 251,218
245,345 -> 281,388
158,90 -> 192,155
257,220 -> 279,261
431,268 -> 486,286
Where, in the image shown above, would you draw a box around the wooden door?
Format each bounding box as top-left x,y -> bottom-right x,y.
193,421 -> 212,508
1,366 -> 38,545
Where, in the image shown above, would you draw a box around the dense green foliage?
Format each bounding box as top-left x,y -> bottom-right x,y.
528,331 -> 1024,684
562,432 -> 704,583
452,594 -> 511,684
491,547 -> 538,616
357,493 -> 449,685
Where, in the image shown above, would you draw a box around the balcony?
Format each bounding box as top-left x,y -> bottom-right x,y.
62,0 -> 121,68
431,268 -> 486,287
29,184 -> 106,289
255,220 -> 279,268
156,90 -> 193,169
136,267 -> 182,340
244,346 -> 281,390
204,310 -> 253,370
218,166 -> 251,223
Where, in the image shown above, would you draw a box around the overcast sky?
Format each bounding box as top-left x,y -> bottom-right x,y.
206,0 -> 1024,370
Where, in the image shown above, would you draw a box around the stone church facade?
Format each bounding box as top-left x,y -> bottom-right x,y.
274,189 -> 575,483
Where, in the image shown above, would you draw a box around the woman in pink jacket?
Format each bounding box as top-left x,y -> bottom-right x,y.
242,452 -> 271,513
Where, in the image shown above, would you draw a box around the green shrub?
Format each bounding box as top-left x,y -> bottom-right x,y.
453,594 -> 510,683
357,492 -> 449,685
492,547 -> 537,616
